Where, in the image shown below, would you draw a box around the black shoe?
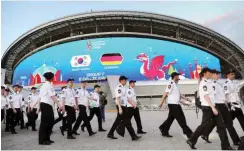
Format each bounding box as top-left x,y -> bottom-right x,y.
201,135 -> 212,143
99,128 -> 107,132
48,140 -> 55,143
20,126 -> 25,129
60,126 -> 64,136
159,127 -> 163,133
32,129 -> 37,131
116,129 -> 124,137
11,131 -> 17,134
132,135 -> 142,141
162,133 -> 173,137
186,140 -> 197,149
234,141 -> 241,146
72,131 -> 80,135
5,129 -> 10,132
107,134 -> 118,139
222,147 -> 234,150
25,123 -> 29,130
138,130 -> 147,134
39,141 -> 51,145
67,136 -> 76,139
81,126 -> 85,132
89,132 -> 97,136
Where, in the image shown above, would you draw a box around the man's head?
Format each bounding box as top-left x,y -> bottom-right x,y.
66,78 -> 74,88
94,85 -> 101,92
18,85 -> 23,92
119,76 -> 128,85
5,88 -> 10,95
129,80 -> 136,88
81,81 -> 87,88
31,87 -> 37,93
211,70 -> 221,80
1,86 -> 5,95
226,70 -> 235,80
43,72 -> 55,82
171,72 -> 180,83
200,68 -> 212,79
12,85 -> 19,92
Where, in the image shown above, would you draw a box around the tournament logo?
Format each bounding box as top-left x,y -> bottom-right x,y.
70,55 -> 91,67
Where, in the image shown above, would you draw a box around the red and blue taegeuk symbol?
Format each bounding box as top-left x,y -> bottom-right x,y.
77,57 -> 84,64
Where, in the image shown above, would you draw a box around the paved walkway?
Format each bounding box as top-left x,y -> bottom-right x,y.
1,110 -> 243,150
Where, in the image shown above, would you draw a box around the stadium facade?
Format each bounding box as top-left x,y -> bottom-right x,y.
2,11 -> 244,85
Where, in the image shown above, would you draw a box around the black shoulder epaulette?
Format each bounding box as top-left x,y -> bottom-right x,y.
204,80 -> 207,82
119,85 -> 122,87
225,81 -> 228,83
78,88 -> 81,89
214,81 -> 217,83
129,88 -> 131,89
171,82 -> 173,84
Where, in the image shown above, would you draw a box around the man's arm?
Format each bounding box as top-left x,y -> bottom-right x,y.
159,92 -> 168,107
180,94 -> 192,102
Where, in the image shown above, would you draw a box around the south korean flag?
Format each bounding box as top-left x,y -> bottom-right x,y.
70,55 -> 91,67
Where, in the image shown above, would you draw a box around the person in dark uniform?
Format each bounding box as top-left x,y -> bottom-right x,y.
81,85 -> 106,132
224,70 -> 244,131
53,86 -> 67,130
72,80 -> 96,136
201,70 -> 241,145
186,68 -> 232,150
4,88 -> 12,132
158,72 -> 193,138
99,91 -> 107,122
26,87 -> 40,131
60,78 -> 77,139
18,85 -> 26,129
38,72 -> 61,145
9,85 -> 22,134
1,86 -> 6,122
126,80 -> 147,134
107,76 -> 141,141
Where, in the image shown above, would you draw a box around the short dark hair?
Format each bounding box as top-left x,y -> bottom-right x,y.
171,72 -> 180,79
67,78 -> 74,83
43,72 -> 54,80
119,76 -> 128,81
94,85 -> 101,89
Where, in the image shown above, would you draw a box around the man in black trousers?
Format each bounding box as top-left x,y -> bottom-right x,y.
107,76 -> 141,141
4,88 -> 12,132
38,72 -> 61,145
72,80 -> 96,136
126,80 -> 146,134
201,70 -> 241,146
81,85 -> 106,132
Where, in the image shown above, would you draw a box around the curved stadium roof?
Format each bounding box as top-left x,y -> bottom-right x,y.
2,10 -> 244,83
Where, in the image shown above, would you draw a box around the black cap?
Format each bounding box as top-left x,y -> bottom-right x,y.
80,80 -> 87,83
119,76 -> 128,81
226,69 -> 235,75
13,85 -> 19,88
1,86 -> 5,89
31,87 -> 37,90
129,80 -> 136,84
67,78 -> 74,83
211,69 -> 221,74
94,85 -> 101,89
61,86 -> 67,90
171,72 -> 181,79
43,72 -> 54,80
18,85 -> 23,88
200,67 -> 212,75
5,88 -> 10,92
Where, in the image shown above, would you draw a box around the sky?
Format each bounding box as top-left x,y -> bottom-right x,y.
1,1 -> 244,57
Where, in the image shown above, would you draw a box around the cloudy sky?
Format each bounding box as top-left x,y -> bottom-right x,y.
1,1 -> 244,57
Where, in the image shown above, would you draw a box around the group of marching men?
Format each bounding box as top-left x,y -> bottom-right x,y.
157,69 -> 244,150
1,68 -> 244,149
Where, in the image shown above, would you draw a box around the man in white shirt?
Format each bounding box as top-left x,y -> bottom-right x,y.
107,76 -> 141,141
224,70 -> 244,131
38,72 -> 61,145
126,80 -> 146,134
8,85 -> 23,134
158,72 -> 193,138
1,86 -> 6,122
201,69 -> 241,145
18,85 -> 26,129
4,88 -> 12,132
81,85 -> 106,132
26,87 -> 40,131
186,68 -> 232,150
72,81 -> 96,136
60,78 -> 77,139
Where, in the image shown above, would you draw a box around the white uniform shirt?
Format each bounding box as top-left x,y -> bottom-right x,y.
165,81 -> 180,104
115,84 -> 127,106
199,78 -> 215,106
224,79 -> 241,108
126,87 -> 137,107
214,80 -> 226,104
1,95 -> 7,109
75,88 -> 90,106
61,88 -> 76,107
9,92 -> 22,108
90,91 -> 100,108
28,93 -> 40,108
39,81 -> 56,106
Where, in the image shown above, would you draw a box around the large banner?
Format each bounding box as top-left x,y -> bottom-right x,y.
13,37 -> 220,86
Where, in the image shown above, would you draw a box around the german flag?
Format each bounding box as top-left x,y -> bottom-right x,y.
100,53 -> 123,65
